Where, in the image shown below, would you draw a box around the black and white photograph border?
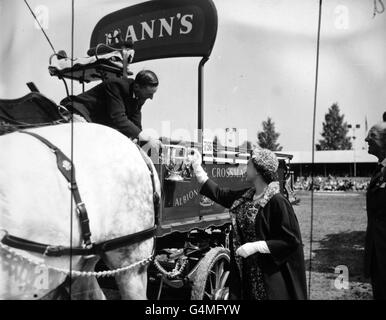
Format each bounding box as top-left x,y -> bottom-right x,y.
0,0 -> 385,304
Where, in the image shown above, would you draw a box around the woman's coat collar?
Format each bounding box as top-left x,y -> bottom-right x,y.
230,181 -> 280,211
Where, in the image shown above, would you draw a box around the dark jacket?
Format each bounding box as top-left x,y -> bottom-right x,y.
60,78 -> 143,139
364,164 -> 386,282
200,179 -> 308,300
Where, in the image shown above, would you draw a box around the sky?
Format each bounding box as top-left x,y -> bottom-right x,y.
0,0 -> 385,151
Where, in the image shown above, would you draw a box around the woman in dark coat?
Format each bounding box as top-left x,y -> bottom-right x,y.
189,148 -> 307,300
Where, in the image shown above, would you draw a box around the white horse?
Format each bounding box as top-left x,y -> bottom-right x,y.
0,123 -> 160,299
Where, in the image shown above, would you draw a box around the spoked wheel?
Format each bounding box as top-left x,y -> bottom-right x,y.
190,247 -> 230,300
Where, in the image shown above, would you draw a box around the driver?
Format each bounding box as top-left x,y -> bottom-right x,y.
60,70 -> 162,150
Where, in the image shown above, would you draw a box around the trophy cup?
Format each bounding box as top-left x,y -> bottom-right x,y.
163,145 -> 193,181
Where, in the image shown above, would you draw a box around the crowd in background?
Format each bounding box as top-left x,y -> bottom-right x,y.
293,175 -> 370,191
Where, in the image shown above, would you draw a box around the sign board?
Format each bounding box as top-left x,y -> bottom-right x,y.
202,139 -> 214,155
88,0 -> 218,63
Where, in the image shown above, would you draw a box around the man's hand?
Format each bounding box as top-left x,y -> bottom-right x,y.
138,132 -> 163,149
146,137 -> 163,150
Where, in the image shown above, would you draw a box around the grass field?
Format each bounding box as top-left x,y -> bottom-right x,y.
295,191 -> 372,300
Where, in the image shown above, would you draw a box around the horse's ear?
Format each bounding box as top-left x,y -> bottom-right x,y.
26,82 -> 40,93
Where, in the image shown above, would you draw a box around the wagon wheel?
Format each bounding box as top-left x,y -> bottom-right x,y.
190,247 -> 230,300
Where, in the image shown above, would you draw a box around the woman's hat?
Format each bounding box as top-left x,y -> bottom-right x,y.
250,148 -> 279,182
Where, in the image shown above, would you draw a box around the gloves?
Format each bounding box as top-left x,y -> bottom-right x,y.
236,241 -> 270,258
187,148 -> 202,168
187,148 -> 208,184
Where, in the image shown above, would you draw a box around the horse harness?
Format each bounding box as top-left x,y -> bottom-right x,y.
1,130 -> 160,257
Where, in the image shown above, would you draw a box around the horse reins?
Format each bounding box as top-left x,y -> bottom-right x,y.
0,130 -> 160,257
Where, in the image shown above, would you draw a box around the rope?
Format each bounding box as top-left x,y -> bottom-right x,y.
308,0 -> 323,299
0,242 -> 153,278
68,0 -> 75,297
23,0 -> 57,54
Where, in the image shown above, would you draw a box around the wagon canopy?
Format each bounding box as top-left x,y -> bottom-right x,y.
88,0 -> 218,63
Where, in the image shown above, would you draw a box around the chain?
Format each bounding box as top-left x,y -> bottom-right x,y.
0,242 -> 153,278
153,255 -> 188,279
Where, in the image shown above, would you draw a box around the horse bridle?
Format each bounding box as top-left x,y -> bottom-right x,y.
1,130 -> 160,257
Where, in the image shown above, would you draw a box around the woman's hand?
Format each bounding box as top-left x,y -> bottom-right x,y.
236,241 -> 270,258
187,148 -> 208,184
187,148 -> 202,169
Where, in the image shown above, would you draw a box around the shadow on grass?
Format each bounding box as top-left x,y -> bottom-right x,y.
305,230 -> 369,283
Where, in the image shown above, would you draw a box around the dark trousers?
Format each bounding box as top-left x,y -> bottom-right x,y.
371,253 -> 386,300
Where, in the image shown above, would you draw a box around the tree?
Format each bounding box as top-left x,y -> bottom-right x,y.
316,103 -> 352,150
257,117 -> 283,151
